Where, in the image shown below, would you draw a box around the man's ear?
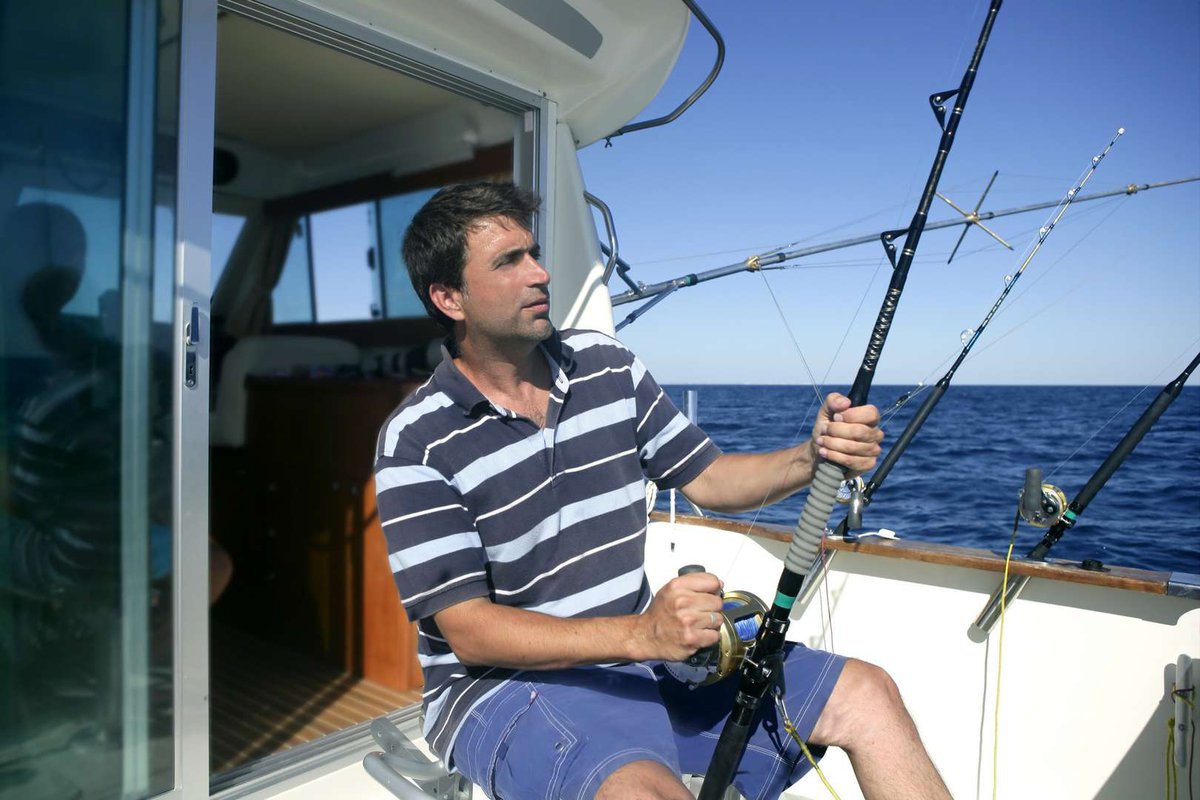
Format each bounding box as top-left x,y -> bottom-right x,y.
428,283 -> 466,322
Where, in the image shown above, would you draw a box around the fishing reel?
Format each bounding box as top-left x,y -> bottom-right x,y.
664,565 -> 768,687
1017,467 -> 1068,528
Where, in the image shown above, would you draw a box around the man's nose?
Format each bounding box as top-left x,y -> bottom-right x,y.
524,253 -> 550,285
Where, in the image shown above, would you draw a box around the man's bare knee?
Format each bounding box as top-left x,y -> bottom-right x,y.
595,759 -> 691,800
809,658 -> 908,749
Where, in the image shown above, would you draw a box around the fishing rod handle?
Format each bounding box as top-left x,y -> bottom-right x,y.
697,717 -> 754,800
787,459 -> 844,578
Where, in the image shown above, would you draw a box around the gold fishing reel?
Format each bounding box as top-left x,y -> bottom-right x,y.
1017,467 -> 1068,528
664,590 -> 768,687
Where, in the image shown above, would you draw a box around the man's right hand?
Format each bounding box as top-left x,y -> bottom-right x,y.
631,571 -> 724,662
432,572 -> 727,670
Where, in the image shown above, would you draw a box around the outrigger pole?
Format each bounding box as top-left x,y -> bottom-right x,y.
969,348 -> 1200,637
698,2 -> 1004,795
609,175 -> 1200,309
832,129 -> 1125,538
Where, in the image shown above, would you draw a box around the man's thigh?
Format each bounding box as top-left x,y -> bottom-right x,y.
452,664 -> 682,800
658,643 -> 846,800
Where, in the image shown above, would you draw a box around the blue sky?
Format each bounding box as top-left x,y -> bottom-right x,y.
580,0 -> 1199,387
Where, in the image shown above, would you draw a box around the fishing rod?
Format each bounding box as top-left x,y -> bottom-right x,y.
832,129 -> 1125,538
697,2 -> 1004,795
609,176 -> 1199,309
969,348 -> 1200,637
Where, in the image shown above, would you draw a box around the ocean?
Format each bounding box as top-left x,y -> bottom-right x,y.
659,384 -> 1200,575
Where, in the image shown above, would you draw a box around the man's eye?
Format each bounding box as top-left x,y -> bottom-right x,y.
529,246 -> 542,261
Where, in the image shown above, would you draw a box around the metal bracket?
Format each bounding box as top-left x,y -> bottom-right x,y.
929,88 -> 960,129
880,228 -> 907,269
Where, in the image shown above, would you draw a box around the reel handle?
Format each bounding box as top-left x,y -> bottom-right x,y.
678,564 -> 721,668
1020,467 -> 1044,520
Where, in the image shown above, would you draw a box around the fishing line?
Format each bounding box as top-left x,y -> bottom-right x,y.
944,0 -> 985,86
1043,339 -> 1200,482
992,508 -> 1021,800
757,275 -> 830,417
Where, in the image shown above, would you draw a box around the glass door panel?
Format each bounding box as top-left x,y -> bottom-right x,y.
0,1 -> 180,797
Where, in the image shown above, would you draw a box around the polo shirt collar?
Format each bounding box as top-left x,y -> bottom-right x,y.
435,329 -> 575,417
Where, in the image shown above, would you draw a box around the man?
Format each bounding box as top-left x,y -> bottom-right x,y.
374,182 -> 949,799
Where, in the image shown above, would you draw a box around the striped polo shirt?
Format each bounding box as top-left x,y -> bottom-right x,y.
373,328 -> 720,759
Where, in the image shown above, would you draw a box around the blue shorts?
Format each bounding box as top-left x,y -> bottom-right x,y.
450,644 -> 844,800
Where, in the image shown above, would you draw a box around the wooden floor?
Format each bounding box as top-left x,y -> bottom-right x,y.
210,623 -> 422,773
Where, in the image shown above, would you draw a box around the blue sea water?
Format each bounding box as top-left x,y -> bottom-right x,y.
660,384 -> 1200,575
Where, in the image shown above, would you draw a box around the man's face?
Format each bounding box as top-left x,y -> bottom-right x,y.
446,215 -> 552,347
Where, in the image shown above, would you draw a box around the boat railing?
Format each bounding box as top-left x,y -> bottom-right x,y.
584,190 -> 620,284
603,0 -> 725,143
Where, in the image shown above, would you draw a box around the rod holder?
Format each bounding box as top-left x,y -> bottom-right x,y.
968,572 -> 1030,641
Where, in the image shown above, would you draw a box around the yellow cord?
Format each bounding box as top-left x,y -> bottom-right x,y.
992,512 -> 1020,800
1167,716 -> 1177,800
782,717 -> 842,800
1167,686 -> 1195,799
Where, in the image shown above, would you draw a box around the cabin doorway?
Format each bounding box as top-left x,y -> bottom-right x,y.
206,6 -> 531,780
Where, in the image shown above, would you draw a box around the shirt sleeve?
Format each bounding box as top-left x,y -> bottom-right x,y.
629,354 -> 721,489
374,453 -> 491,622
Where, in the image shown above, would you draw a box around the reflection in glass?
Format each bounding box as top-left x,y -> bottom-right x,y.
0,1 -> 179,797
378,188 -> 439,319
311,203 -> 375,322
271,220 -> 315,324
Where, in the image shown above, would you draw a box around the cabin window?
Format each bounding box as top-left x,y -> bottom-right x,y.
266,192 -> 439,326
211,211 -> 247,294
378,188 -> 440,318
272,219 -> 317,324
0,0 -> 180,797
311,202 -> 378,322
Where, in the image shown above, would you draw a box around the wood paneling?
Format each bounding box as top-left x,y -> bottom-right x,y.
212,376 -> 425,693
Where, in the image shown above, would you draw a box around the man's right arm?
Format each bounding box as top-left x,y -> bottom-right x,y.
433,571 -> 725,670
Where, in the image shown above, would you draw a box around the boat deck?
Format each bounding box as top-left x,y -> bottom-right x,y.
211,623 -> 421,773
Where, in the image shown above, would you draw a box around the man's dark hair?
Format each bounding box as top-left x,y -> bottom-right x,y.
402,181 -> 540,330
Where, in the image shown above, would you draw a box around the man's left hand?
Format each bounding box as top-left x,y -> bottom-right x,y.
810,392 -> 883,478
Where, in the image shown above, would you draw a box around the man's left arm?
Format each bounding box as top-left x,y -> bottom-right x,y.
680,393 -> 883,514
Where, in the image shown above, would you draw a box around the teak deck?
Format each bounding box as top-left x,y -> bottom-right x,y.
210,623 -> 421,773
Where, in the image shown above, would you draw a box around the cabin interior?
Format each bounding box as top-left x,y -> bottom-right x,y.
205,9 -> 528,777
